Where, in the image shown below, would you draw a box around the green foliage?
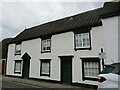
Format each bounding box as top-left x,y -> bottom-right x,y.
0,38 -> 13,59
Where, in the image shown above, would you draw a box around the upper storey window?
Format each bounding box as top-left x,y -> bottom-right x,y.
42,39 -> 51,52
74,28 -> 91,50
41,36 -> 51,53
15,43 -> 21,55
75,32 -> 90,49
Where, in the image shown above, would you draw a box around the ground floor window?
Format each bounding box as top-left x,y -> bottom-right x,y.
14,60 -> 22,74
81,58 -> 100,81
40,59 -> 51,77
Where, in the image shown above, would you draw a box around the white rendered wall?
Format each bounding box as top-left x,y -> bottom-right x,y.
102,16 -> 119,65
73,26 -> 104,85
6,26 -> 104,85
6,44 -> 22,76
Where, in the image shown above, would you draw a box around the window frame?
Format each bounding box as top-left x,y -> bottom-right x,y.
14,60 -> 22,74
41,36 -> 51,53
40,59 -> 51,77
15,43 -> 22,55
81,58 -> 100,81
74,28 -> 92,51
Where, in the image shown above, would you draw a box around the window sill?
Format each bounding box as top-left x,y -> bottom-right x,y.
14,72 -> 21,74
14,53 -> 21,55
40,74 -> 50,77
41,51 -> 51,53
83,77 -> 98,81
75,47 -> 92,51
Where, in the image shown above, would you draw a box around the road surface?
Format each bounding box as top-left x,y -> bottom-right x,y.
3,80 -> 42,88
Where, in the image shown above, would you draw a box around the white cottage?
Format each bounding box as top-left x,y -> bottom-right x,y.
6,2 -> 120,86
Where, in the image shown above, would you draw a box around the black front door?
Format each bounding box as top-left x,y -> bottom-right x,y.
61,57 -> 72,84
22,59 -> 30,78
22,53 -> 31,79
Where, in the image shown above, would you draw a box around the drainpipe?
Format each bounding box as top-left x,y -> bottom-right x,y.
101,48 -> 105,69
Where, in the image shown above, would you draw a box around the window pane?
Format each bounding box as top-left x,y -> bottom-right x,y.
83,33 -> 90,47
47,40 -> 50,47
44,40 -> 47,47
75,34 -> 78,45
75,33 -> 90,48
41,62 -> 50,75
42,39 -> 51,52
42,41 -> 44,49
83,42 -> 86,47
84,62 -> 99,78
47,47 -> 50,50
16,44 -> 21,54
15,61 -> 21,73
75,34 -> 82,48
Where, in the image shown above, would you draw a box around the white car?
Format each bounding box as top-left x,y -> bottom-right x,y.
97,63 -> 120,90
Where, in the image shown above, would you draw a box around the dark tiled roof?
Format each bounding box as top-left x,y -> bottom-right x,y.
9,2 -> 120,44
100,2 -> 120,18
10,8 -> 102,43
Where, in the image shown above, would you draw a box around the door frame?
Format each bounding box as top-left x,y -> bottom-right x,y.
58,55 -> 74,84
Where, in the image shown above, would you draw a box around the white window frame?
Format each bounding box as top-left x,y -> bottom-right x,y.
41,39 -> 51,52
81,58 -> 100,81
75,32 -> 90,49
15,44 -> 21,55
14,61 -> 22,74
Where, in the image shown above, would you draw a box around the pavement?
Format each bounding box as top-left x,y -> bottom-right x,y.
2,75 -> 96,89
2,80 -> 41,88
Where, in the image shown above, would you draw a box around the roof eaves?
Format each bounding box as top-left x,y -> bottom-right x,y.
100,11 -> 120,19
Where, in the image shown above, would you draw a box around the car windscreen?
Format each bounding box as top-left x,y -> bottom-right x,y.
100,65 -> 115,74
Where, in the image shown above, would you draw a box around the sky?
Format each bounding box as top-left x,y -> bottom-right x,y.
0,0 -> 112,41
